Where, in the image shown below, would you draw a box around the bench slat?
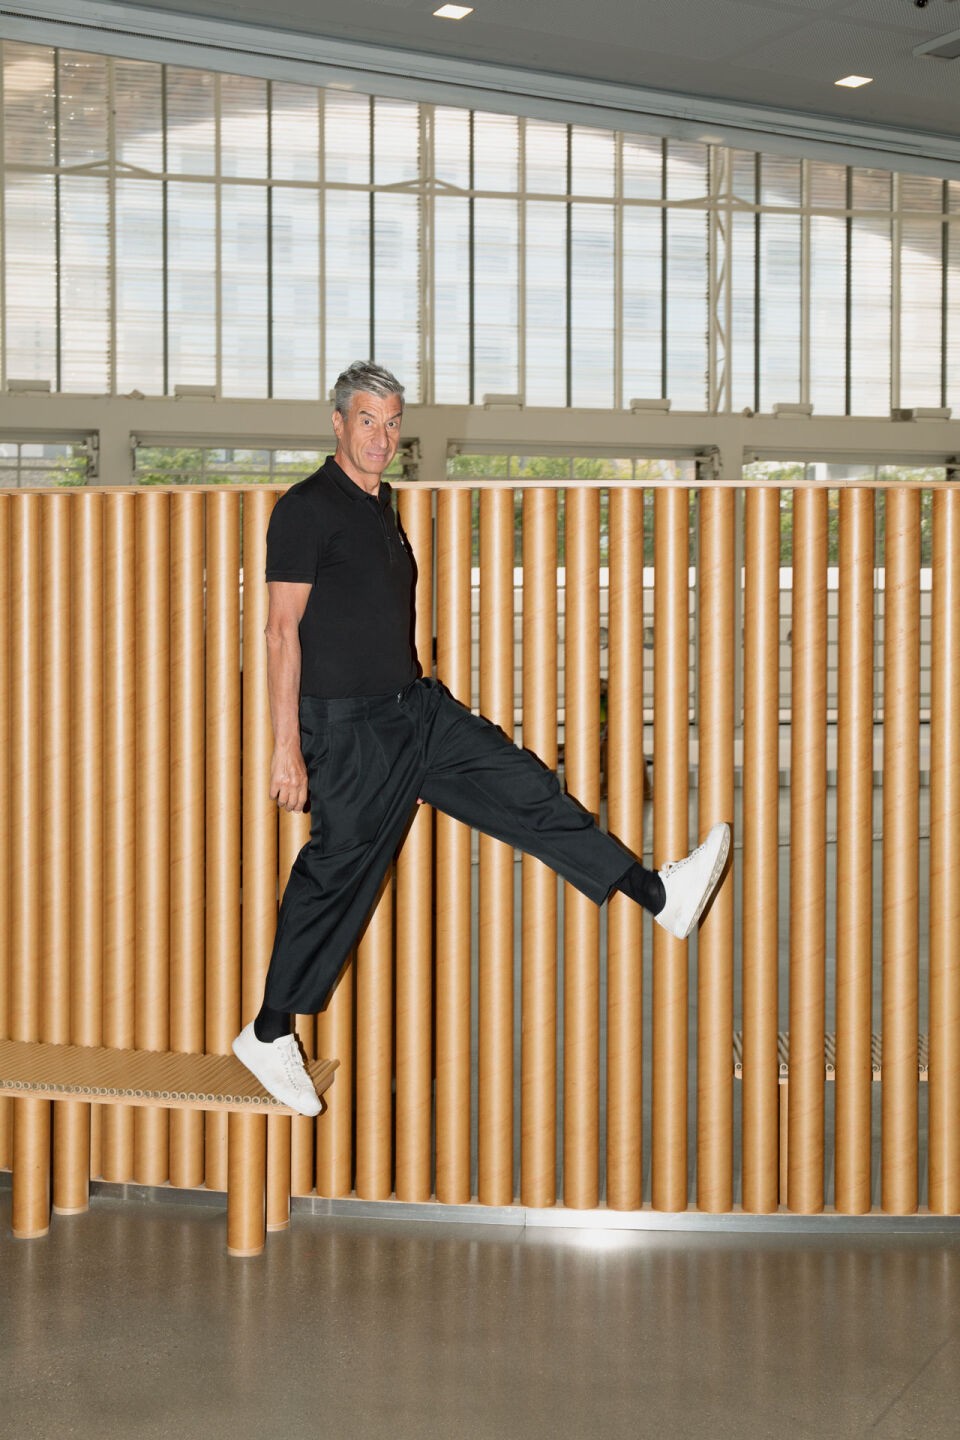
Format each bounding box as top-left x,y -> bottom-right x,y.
0,1039 -> 337,1114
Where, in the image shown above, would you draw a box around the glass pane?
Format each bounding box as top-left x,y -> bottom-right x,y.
220,75 -> 267,179
852,168 -> 891,210
4,173 -> 56,384
666,141 -> 708,202
622,134 -> 662,200
901,175 -> 945,214
273,449 -> 325,479
166,67 -> 216,175
116,178 -> 164,395
3,43 -> 55,167
221,185 -> 268,396
474,112 -> 518,193
324,189 -> 370,395
270,83 -> 319,183
730,211 -> 757,411
761,154 -> 801,208
60,176 -> 110,391
325,91 -> 371,185
850,217 -> 891,415
167,180 -> 217,387
665,209 -> 708,409
900,219 -> 943,406
59,51 -> 108,166
446,452 -> 509,478
808,161 -> 846,210
525,120 -> 568,195
808,214 -> 845,414
571,127 -> 614,197
374,97 -> 419,186
622,206 -> 662,403
434,107 -> 470,190
433,197 -> 470,403
474,198 -> 519,401
373,192 -> 420,399
731,151 -> 757,206
570,203 -> 614,407
135,444 -> 205,484
760,213 -> 803,411
948,224 -> 960,413
114,60 -> 163,172
525,200 -> 567,405
272,187 -> 320,401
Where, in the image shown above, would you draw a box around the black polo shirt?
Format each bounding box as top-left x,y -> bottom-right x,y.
265,457 -> 418,698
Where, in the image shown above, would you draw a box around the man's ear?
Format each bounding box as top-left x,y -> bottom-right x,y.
332,408 -> 343,440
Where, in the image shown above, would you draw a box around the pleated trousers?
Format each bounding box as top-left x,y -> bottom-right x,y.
264,677 -> 634,1015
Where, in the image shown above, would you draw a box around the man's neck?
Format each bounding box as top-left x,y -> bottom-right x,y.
333,450 -> 382,496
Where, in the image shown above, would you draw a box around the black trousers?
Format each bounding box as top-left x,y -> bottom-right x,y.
263,677 -> 635,1015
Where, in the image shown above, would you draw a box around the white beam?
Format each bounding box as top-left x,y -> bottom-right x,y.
1,394 -> 957,486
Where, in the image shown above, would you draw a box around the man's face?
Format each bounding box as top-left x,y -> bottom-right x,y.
332,390 -> 403,488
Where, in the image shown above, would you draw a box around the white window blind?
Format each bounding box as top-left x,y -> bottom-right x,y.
0,39 -> 957,416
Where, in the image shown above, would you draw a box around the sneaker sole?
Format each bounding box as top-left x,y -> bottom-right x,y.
679,824 -> 731,940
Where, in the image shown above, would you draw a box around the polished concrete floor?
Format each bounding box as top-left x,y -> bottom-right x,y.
3,1189 -> 960,1440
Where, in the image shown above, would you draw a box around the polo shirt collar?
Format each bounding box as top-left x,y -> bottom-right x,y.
323,456 -> 392,510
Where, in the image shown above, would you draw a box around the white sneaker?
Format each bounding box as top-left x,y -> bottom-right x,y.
655,822 -> 731,940
232,1023 -> 322,1117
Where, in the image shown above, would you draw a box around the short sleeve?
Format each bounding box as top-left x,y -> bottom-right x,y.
265,485 -> 322,583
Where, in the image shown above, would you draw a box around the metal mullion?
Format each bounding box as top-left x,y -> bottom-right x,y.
419,104 -> 433,404
0,45 -> 6,393
723,146 -> 734,415
266,79 -> 273,399
214,72 -> 223,399
469,110 -> 475,405
108,56 -> 118,397
614,132 -> 623,410
800,159 -> 811,407
369,95 -> 375,362
943,181 -> 950,411
518,117 -> 527,406
318,86 -> 325,401
845,167 -> 852,417
566,124 -> 572,409
891,172 -> 902,411
54,51 -> 62,392
162,65 -> 169,396
661,138 -> 668,401
707,145 -> 727,415
754,154 -> 761,415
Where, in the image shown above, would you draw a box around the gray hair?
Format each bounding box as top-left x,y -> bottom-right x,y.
333,361 -> 405,416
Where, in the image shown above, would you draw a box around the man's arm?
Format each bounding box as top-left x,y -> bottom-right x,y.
265,580 -> 313,814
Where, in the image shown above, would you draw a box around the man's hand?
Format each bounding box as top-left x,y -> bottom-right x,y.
270,742 -> 308,814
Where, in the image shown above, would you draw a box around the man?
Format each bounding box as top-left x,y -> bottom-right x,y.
233,361 -> 729,1114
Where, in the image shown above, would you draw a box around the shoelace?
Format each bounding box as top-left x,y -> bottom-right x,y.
276,1036 -> 311,1091
662,835 -> 713,875
661,841 -> 704,879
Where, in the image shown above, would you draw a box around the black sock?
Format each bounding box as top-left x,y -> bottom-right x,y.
614,861 -> 666,916
253,1003 -> 292,1044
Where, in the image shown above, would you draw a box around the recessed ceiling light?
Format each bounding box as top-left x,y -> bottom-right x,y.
434,4 -> 474,17
835,74 -> 873,88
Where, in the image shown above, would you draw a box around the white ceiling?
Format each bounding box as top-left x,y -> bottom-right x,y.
97,0 -> 960,138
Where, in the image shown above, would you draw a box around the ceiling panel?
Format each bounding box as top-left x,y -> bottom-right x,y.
10,0 -> 960,145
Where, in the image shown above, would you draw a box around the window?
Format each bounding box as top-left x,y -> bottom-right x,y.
0,439 -> 90,486
2,40 -> 956,416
